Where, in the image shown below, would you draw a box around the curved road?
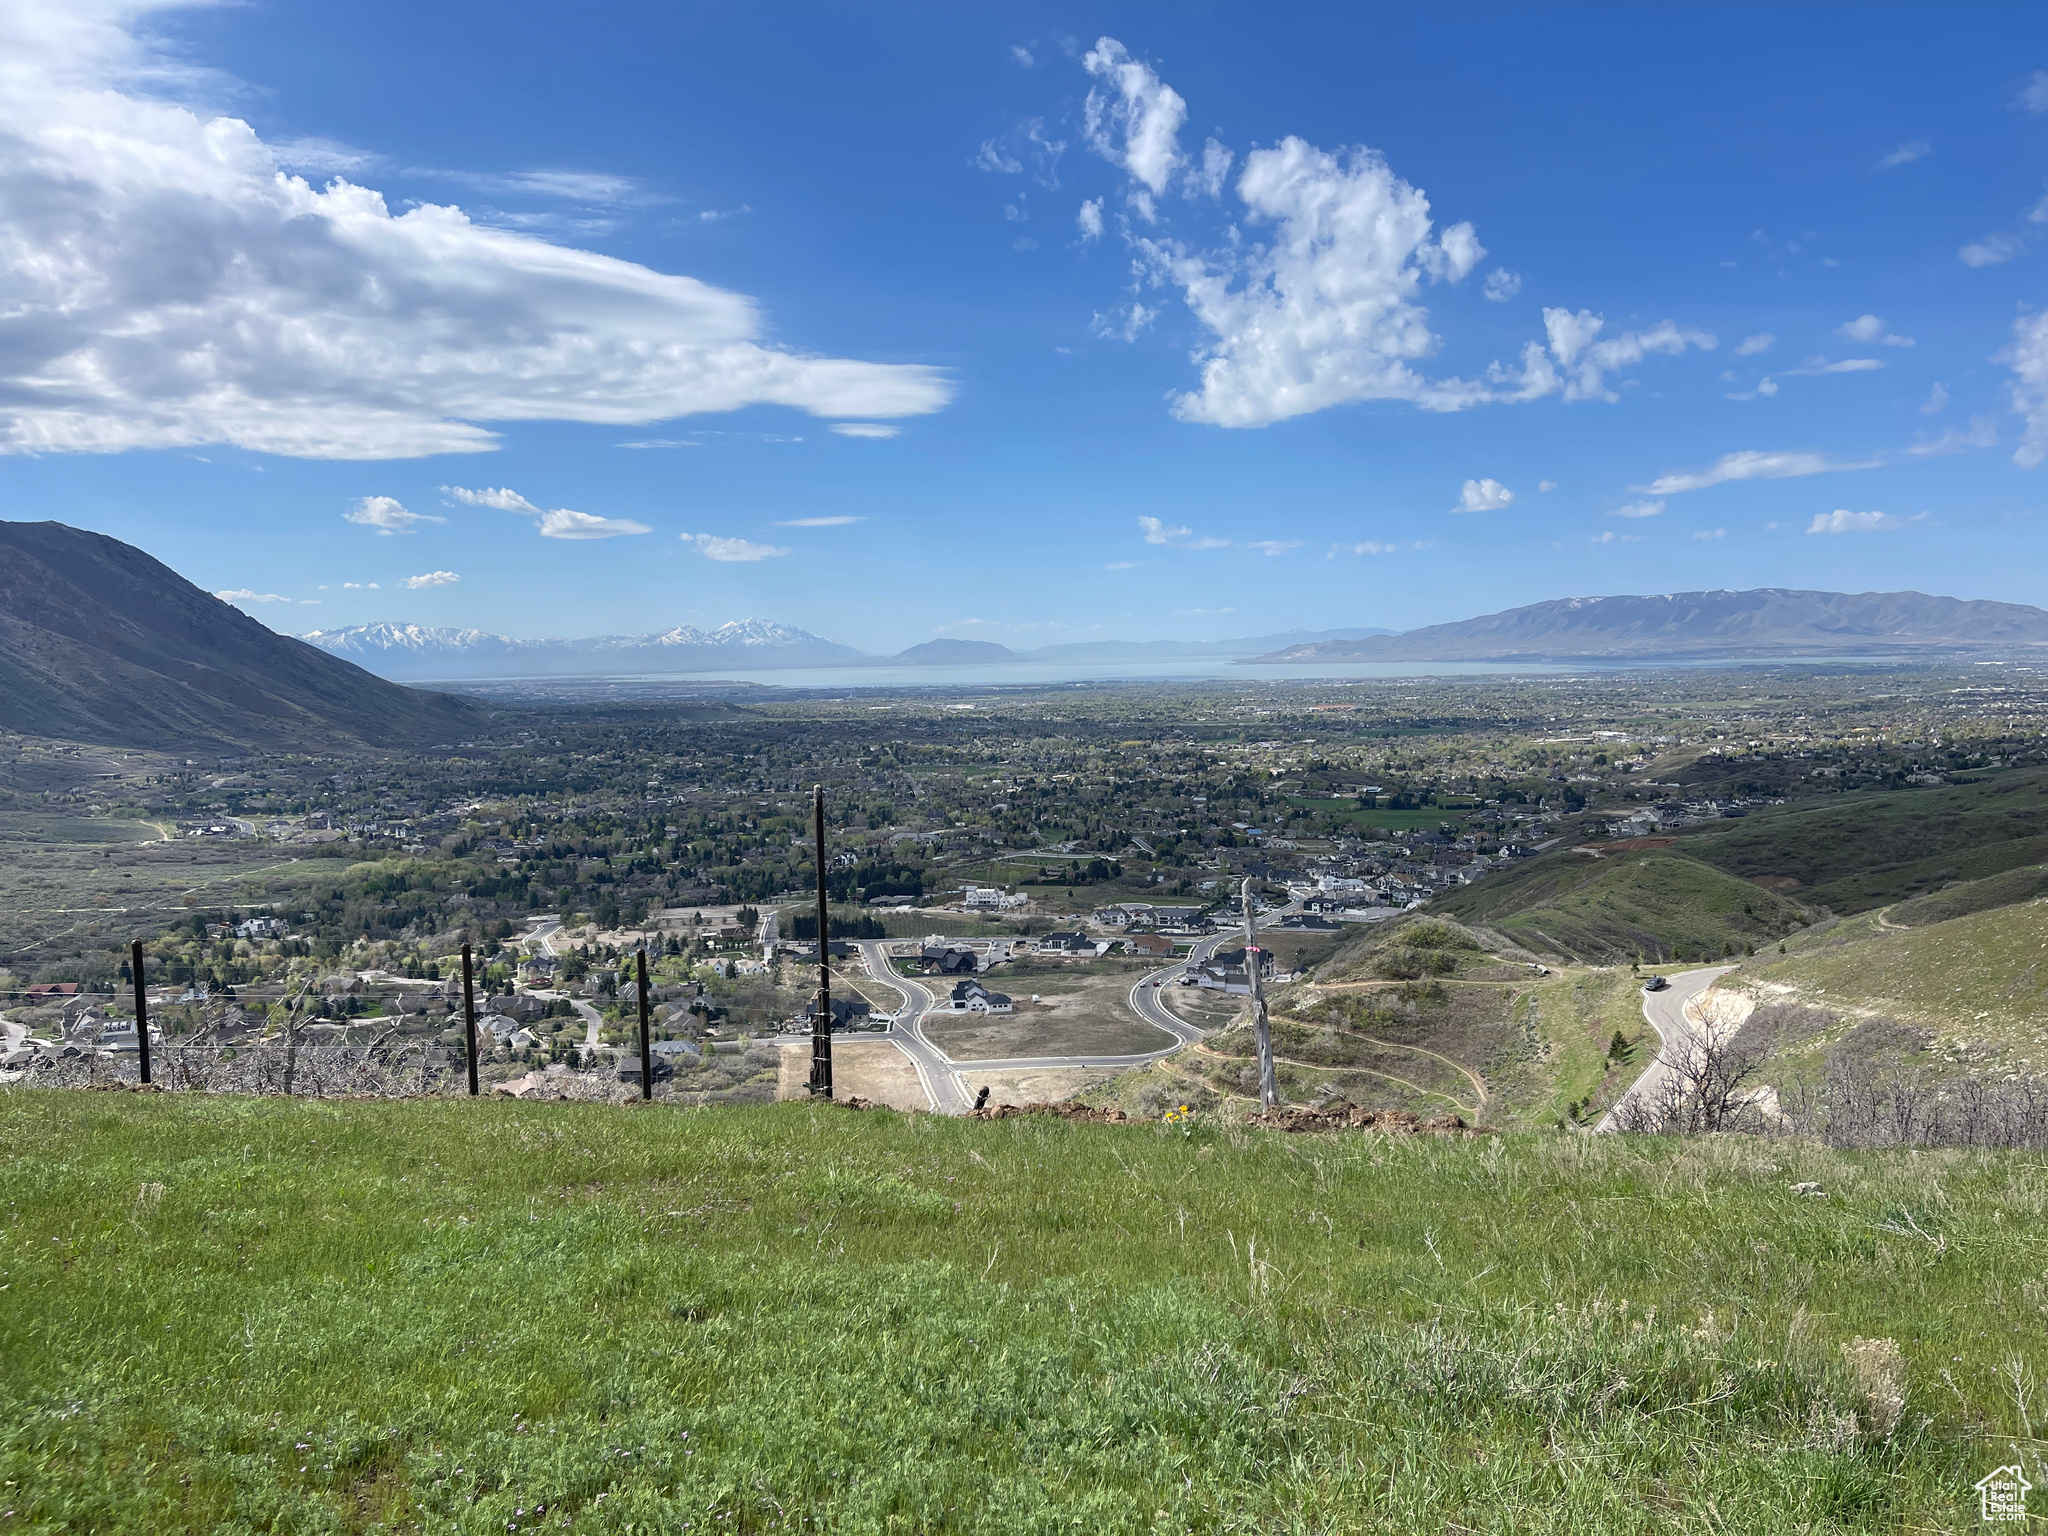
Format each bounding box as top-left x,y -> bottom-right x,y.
852,940 -> 973,1113
1593,965 -> 1735,1133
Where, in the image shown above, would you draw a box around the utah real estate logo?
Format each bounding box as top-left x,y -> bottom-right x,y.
1975,1464 -> 2032,1523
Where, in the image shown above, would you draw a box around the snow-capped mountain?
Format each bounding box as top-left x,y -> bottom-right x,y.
299,619 -> 868,679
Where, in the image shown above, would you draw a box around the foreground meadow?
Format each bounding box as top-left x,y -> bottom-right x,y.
0,1091 -> 2037,1533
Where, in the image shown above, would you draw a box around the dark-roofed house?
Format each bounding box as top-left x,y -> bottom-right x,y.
1037,932 -> 1103,956
918,946 -> 978,975
1125,932 -> 1175,957
944,979 -> 1013,1014
800,996 -> 874,1030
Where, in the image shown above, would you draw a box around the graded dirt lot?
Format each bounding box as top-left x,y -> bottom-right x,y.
777,1038 -> 930,1110
920,956 -> 1174,1059
956,1064 -> 1122,1105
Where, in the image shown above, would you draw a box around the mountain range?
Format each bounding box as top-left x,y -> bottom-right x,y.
298,622 -> 1395,679
1249,589 -> 2048,664
0,521 -> 475,749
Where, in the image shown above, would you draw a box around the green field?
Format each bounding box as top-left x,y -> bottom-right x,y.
1431,849 -> 1809,962
0,1092 -> 2023,1533
1287,797 -> 1463,831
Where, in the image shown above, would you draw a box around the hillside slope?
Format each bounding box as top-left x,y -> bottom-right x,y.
1676,767 -> 2048,912
0,521 -> 476,748
1430,849 -> 1810,962
1254,587 -> 2048,662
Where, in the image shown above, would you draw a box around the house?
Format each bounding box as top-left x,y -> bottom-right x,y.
1125,932 -> 1175,957
1037,932 -> 1106,956
944,979 -> 1014,1014
25,983 -> 79,1001
962,886 -> 1028,911
1278,914 -> 1340,932
235,916 -> 287,940
918,946 -> 978,975
800,996 -> 875,1030
1092,903 -> 1150,929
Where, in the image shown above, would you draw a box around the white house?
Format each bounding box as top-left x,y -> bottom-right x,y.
944,979 -> 1014,1014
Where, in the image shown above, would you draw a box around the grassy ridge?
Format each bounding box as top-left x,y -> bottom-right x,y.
0,1092 -> 2027,1533
1680,768 -> 2048,913
1430,850 -> 1807,962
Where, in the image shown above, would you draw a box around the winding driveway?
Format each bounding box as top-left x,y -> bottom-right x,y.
1593,965 -> 1735,1133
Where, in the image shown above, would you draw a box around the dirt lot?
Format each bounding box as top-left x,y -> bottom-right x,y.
956,1064 -> 1123,1105
777,1038 -> 931,1111
921,956 -> 1173,1060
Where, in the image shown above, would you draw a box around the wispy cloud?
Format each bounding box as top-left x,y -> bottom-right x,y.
404,570 -> 461,588
1609,500 -> 1664,518
1590,530 -> 1639,544
1642,449 -> 1881,495
1837,314 -> 1913,347
343,495 -> 443,535
442,485 -> 650,539
214,588 -> 287,603
1694,528 -> 1727,539
1875,140 -> 1930,169
1733,333 -> 1775,357
1137,515 -> 1229,549
682,533 -> 789,562
1246,540 -> 1303,556
1807,509 -> 1915,534
830,423 -> 899,439
1905,418 -> 1997,457
1782,356 -> 1885,376
774,515 -> 864,527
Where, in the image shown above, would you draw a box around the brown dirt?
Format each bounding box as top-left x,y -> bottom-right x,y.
964,1101 -> 1133,1123
1244,1106 -> 1492,1136
778,1039 -> 931,1111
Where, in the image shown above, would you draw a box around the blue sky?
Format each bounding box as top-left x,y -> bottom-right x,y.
5,1 -> 2048,651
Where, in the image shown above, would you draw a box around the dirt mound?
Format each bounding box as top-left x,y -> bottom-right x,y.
1245,1106 -> 1490,1136
965,1101 -> 1130,1124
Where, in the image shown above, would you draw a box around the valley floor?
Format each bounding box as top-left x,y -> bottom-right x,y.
0,1090 -> 2032,1533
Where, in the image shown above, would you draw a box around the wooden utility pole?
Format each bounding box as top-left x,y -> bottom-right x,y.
129,939 -> 152,1086
809,784 -> 833,1098
1242,877 -> 1278,1111
636,947 -> 654,1102
461,943 -> 479,1097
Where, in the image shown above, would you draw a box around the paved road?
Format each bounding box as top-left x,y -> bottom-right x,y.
1594,965 -> 1736,1133
851,940 -> 972,1113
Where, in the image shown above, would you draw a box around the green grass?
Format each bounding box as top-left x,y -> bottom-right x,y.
0,1092 -> 2029,1533
1432,850 -> 1808,963
1679,767 -> 2048,914
1287,797 -> 1463,831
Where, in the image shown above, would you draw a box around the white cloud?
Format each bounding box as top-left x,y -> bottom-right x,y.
1327,541 -> 1395,556
1643,449 -> 1881,495
1481,268 -> 1521,301
1961,232 -> 2031,267
1837,314 -> 1913,347
1807,510 -> 1900,534
1010,44 -> 1035,67
1733,333 -> 1775,357
1875,140 -> 1930,169
343,495 -> 443,534
1077,198 -> 1103,240
1905,418 -> 1997,457
1492,309 -> 1717,403
1246,539 -> 1303,556
1091,304 -> 1158,342
774,515 -> 863,526
1137,515 -> 1228,549
0,2 -> 951,461
1589,530 -> 1638,544
1921,381 -> 1948,415
441,484 -> 649,538
1537,479 -> 1557,492
1186,138 -> 1233,200
1082,38 -> 1187,195
683,533 -> 788,562
696,204 -> 751,223
1104,559 -> 1137,569
2020,70 -> 2048,114
1452,477 -> 1514,513
975,140 -> 1022,175
1694,528 -> 1727,539
215,588 -> 287,603
1783,356 -> 1886,376
1610,500 -> 1664,519
1725,375 -> 1781,401
1154,138 -> 1490,425
404,570 -> 460,587
830,422 -> 899,439
2002,310 -> 2048,468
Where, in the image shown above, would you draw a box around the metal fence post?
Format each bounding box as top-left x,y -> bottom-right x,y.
1244,878 -> 1278,1112
636,947 -> 653,1102
809,784 -> 833,1098
461,942 -> 479,1097
130,939 -> 152,1086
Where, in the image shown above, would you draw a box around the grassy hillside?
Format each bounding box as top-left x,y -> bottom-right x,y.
0,1092 -> 2022,1532
1679,766 -> 2048,913
1884,860 -> 2048,928
1724,894 -> 2048,1060
1429,849 -> 1809,962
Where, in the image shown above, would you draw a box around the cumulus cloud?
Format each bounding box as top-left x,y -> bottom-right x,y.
1642,449 -> 1881,495
1187,138 -> 1233,200
774,515 -> 863,526
343,495 -> 443,534
1491,309 -> 1717,404
1137,515 -> 1228,549
1807,510 -> 1900,534
683,533 -> 789,562
1922,382 -> 1948,415
830,422 -> 899,438
1961,232 -> 2032,267
2021,70 -> 2048,114
1077,198 -> 1104,240
1149,137 -> 1490,425
442,484 -> 650,538
1082,38 -> 1187,195
0,1 -> 952,460
1733,333 -> 1775,357
1875,140 -> 1930,169
1482,268 -> 1521,301
1837,314 -> 1913,347
404,570 -> 460,587
1610,500 -> 1664,518
2003,310 -> 2048,468
1452,478 -> 1514,513
215,588 -> 287,603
